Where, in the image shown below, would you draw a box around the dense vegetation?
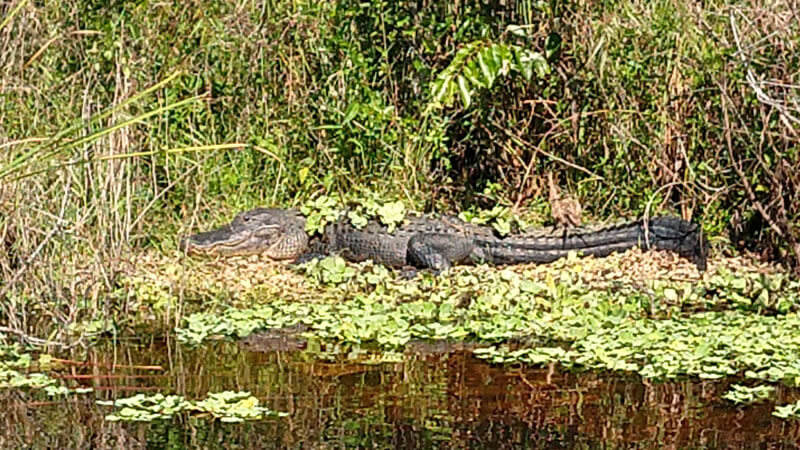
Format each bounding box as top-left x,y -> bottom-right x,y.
0,0 -> 798,337
3,2 -> 800,444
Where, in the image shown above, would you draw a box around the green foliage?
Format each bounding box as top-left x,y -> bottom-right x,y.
347,210 -> 369,229
704,268 -> 800,313
98,391 -> 287,423
98,394 -> 190,422
344,195 -> 392,229
376,201 -> 407,232
644,269 -> 800,314
303,256 -> 357,285
301,196 -> 343,235
300,196 -> 527,237
300,195 -> 410,233
722,384 -> 774,405
430,41 -> 548,109
458,205 -> 527,236
194,391 -> 288,423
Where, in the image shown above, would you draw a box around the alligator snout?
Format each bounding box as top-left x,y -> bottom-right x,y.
179,208 -> 310,259
180,225 -> 250,256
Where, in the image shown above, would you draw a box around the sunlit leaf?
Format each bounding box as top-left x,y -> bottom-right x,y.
377,201 -> 406,232
456,75 -> 472,108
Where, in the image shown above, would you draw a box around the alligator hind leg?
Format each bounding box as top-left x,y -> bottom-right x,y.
407,233 -> 474,272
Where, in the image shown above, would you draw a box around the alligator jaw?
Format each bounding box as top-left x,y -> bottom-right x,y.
180,223 -> 284,257
180,208 -> 310,259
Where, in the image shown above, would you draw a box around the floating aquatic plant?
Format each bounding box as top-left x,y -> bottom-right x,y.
98,391 -> 288,423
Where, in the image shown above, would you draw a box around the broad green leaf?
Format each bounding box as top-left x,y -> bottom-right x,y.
348,210 -> 368,229
456,75 -> 471,108
462,62 -> 486,88
492,217 -> 511,236
663,288 -> 678,302
477,48 -> 496,88
494,44 -> 513,76
431,75 -> 450,104
532,51 -> 550,77
377,201 -> 406,232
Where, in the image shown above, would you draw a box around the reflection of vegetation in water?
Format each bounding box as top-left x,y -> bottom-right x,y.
2,340 -> 800,448
0,344 -> 92,396
723,384 -> 775,405
774,401 -> 800,419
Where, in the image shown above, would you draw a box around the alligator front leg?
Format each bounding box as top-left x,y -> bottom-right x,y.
406,233 -> 475,272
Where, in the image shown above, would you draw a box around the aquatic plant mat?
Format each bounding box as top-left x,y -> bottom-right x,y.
3,249 -> 800,447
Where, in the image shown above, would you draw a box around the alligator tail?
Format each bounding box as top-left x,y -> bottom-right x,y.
639,216 -> 708,270
478,216 -> 708,271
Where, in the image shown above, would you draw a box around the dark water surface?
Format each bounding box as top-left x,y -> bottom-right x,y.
2,337 -> 799,449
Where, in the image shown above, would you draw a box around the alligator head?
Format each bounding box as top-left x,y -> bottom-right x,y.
180,208 -> 309,259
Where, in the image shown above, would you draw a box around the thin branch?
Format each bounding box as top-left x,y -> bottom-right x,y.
718,82 -> 785,238
730,11 -> 800,133
500,127 -> 605,180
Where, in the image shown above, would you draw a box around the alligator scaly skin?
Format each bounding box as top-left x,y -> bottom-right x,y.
182,209 -> 708,271
322,214 -> 707,271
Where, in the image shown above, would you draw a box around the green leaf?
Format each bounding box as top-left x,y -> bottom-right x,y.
347,211 -> 368,229
492,218 -> 511,236
342,103 -> 359,125
431,75 -> 451,104
532,51 -> 549,78
456,75 -> 471,108
774,401 -> 800,419
377,201 -> 406,232
462,63 -> 486,88
514,48 -> 548,81
305,214 -> 323,234
477,48 -> 496,88
494,44 -> 513,76
723,384 -> 775,405
298,167 -> 309,184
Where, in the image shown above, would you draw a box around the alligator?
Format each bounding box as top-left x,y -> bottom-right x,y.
181,208 -> 708,272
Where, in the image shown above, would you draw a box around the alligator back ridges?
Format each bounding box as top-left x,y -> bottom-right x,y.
475,216 -> 707,271
182,209 -> 708,272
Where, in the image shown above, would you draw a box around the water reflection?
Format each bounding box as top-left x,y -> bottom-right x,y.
1,337 -> 799,449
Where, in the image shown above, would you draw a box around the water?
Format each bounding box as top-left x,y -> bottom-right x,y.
2,337 -> 799,449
